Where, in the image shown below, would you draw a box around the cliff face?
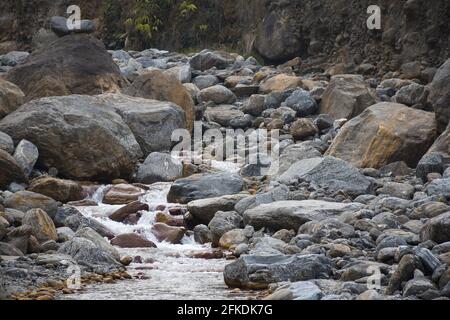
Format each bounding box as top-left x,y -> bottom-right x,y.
1,0 -> 449,70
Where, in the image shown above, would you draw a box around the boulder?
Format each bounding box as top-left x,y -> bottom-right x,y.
326,103 -> 437,169
277,142 -> 322,176
319,74 -> 377,120
0,131 -> 14,154
243,200 -> 363,231
259,74 -> 302,94
109,201 -> 149,223
13,139 -> 38,177
282,89 -> 318,117
204,105 -> 244,127
4,191 -> 58,219
103,184 -> 145,205
198,85 -> 237,104
164,64 -> 192,83
426,178 -> 450,199
6,34 -> 126,102
189,50 -> 235,71
0,149 -> 26,189
1,51 -> 29,67
75,227 -> 120,260
208,211 -> 243,244
192,75 -> 219,90
428,58 -> 450,133
377,182 -> 415,200
123,70 -> 194,131
167,173 -> 244,204
50,16 -> 96,36
22,209 -> 57,242
253,11 -> 302,63
0,95 -> 143,180
0,242 -> 23,256
64,213 -> 115,240
219,229 -> 248,249
28,177 -> 84,203
416,124 -> 450,181
136,152 -> 183,184
151,223 -> 186,244
242,94 -> 266,117
224,254 -> 333,289
110,233 -> 157,248
58,237 -> 121,268
278,157 -> 373,197
187,194 -> 247,225
290,118 -> 319,140
421,212 -> 450,244
0,78 -> 24,119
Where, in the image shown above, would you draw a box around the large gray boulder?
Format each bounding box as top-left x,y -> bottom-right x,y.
0,94 -> 144,180
428,58 -> 450,133
135,152 -> 183,184
75,227 -> 120,261
58,237 -> 121,269
278,156 -> 373,197
243,200 -> 363,231
224,254 -> 334,289
103,94 -> 186,155
167,172 -> 244,204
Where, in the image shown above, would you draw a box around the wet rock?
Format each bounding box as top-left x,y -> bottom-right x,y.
198,85 -> 237,104
4,191 -> 58,219
326,103 -> 437,169
243,200 -> 362,231
151,223 -> 185,244
28,177 -> 84,203
155,212 -> 184,227
189,50 -> 235,71
109,201 -> 149,223
278,156 -> 373,197
168,172 -> 244,204
103,184 -> 145,205
282,89 -> 318,117
290,118 -> 319,140
136,152 -> 183,184
0,149 -> 26,189
193,224 -> 213,244
0,78 -> 24,120
421,212 -> 450,244
6,34 -> 125,102
259,74 -> 302,94
123,69 -> 194,131
110,233 -> 157,248
187,194 -> 247,225
0,95 -> 143,181
319,74 -> 377,120
22,209 -> 57,242
428,58 -> 450,133
224,254 -> 333,289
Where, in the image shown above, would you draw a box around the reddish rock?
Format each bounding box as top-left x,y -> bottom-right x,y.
110,233 -> 157,248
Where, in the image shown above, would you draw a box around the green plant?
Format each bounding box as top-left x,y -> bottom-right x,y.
125,0 -> 174,43
179,1 -> 198,17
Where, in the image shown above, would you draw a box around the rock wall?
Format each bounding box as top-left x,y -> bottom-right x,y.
1,0 -> 449,70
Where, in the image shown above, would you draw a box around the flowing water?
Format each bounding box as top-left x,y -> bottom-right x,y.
59,163 -> 256,300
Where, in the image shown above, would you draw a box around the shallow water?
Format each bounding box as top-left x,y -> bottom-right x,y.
59,179 -> 252,300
